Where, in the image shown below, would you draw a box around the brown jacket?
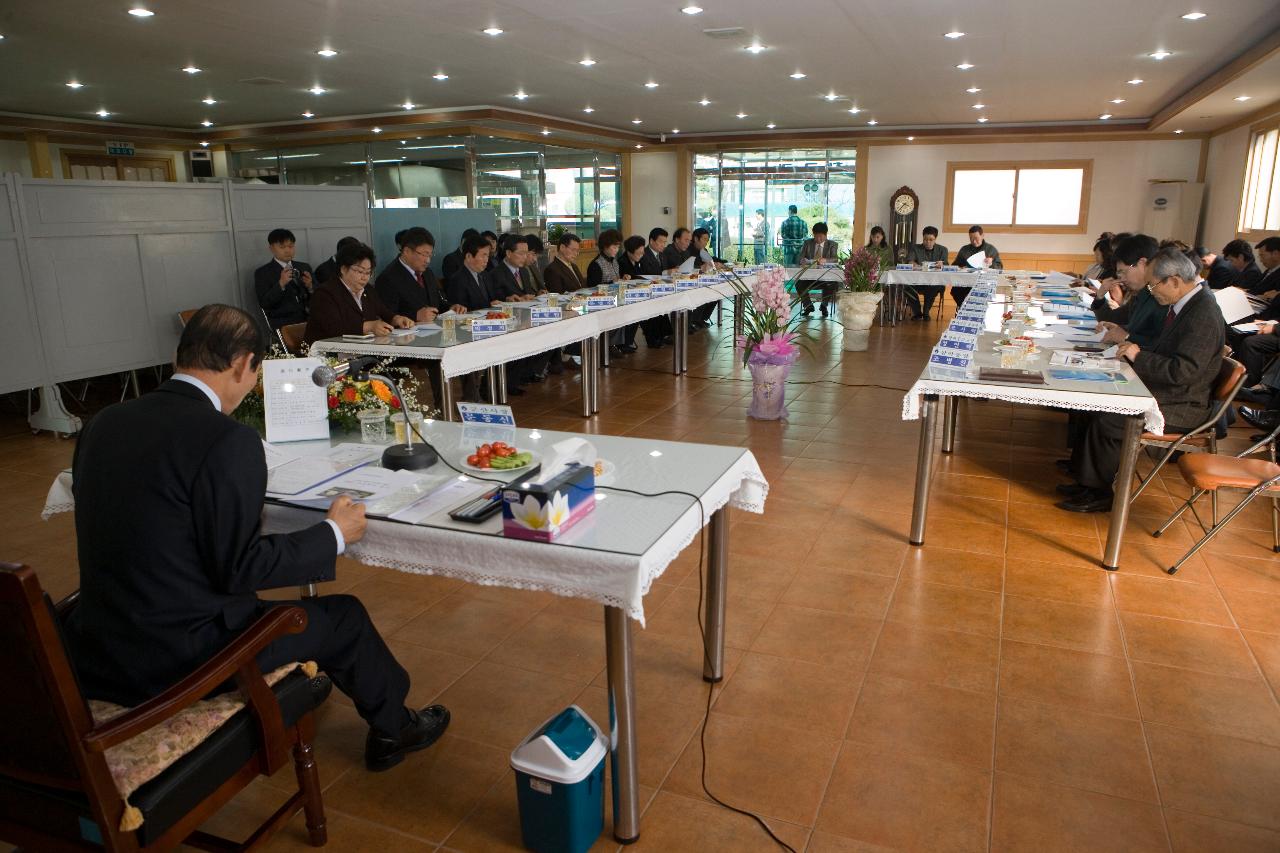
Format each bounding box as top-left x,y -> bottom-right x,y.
543,256 -> 586,293
303,277 -> 396,344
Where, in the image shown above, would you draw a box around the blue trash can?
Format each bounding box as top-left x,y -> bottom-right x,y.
510,705 -> 607,853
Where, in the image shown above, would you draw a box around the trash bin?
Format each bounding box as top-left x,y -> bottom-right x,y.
510,705 -> 607,853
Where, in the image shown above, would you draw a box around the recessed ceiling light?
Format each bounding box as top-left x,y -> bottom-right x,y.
483,27 -> 503,35
766,122 -> 776,128
200,119 -> 212,127
302,111 -> 314,118
401,101 -> 415,109
582,106 -> 594,113
1181,11 -> 1206,19
736,112 -> 748,118
433,72 -> 449,80
127,7 -> 153,17
1110,98 -> 1125,104
1099,113 -> 1112,120
824,93 -> 840,101
790,71 -> 806,79
956,62 -> 974,70
867,119 -> 878,125
202,97 -> 217,105
399,139 -> 405,144
182,66 -> 201,74
1150,51 -> 1171,60
972,103 -> 985,109
699,98 -> 711,106
944,31 -> 964,38
631,118 -> 643,123
371,126 -> 382,133
907,136 -> 915,141
96,109 -> 111,117
541,129 -> 551,135
316,48 -> 337,57
744,43 -> 766,53
513,90 -> 528,99
848,106 -> 861,114
308,86 -> 326,94
199,141 -> 209,147
966,87 -> 981,93
1128,78 -> 1143,84
644,81 -> 659,88
66,81 -> 83,89
681,5 -> 703,13
1174,128 -> 1184,133
671,128 -> 680,133
635,144 -> 643,149
1235,95 -> 1252,101
977,116 -> 988,123
579,58 -> 596,66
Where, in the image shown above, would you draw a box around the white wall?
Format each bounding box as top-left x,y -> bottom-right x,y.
629,151 -> 678,235
1201,125 -> 1251,252
863,138 -> 1203,255
0,140 -> 31,175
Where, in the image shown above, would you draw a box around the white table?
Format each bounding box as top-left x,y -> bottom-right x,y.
878,269 -> 1077,324
901,283 -> 1161,570
43,422 -> 769,844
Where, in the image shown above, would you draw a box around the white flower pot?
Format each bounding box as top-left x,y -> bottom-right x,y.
838,292 -> 882,351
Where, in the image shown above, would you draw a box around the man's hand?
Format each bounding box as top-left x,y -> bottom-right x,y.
450,304 -> 468,314
415,307 -> 439,324
1117,342 -> 1141,362
1260,320 -> 1279,336
1100,323 -> 1129,345
301,270 -> 313,290
278,266 -> 294,289
1100,279 -> 1124,304
392,315 -> 414,329
326,495 -> 367,545
363,319 -> 393,336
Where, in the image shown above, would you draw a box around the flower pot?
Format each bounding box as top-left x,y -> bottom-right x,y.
747,361 -> 793,420
838,291 -> 882,351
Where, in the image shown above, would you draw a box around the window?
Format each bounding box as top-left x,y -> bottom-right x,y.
944,160 -> 1091,233
1240,124 -> 1280,233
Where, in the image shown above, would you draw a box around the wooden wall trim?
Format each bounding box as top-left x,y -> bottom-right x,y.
25,132 -> 53,179
675,145 -> 692,226
853,141 -> 869,247
1148,25 -> 1280,130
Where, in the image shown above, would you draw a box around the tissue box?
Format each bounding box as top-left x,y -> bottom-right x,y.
502,462 -> 596,542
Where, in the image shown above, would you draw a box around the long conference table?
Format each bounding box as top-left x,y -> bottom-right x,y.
901,272 -> 1163,570
43,421 -> 769,844
309,271 -> 756,420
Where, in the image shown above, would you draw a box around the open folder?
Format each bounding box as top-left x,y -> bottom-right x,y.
1213,286 -> 1257,324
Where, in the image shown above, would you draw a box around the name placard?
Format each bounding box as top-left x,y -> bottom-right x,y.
651,282 -> 677,296
895,263 -> 913,270
457,403 -> 516,426
530,307 -> 562,326
941,265 -> 961,272
623,287 -> 651,303
586,295 -> 616,312
676,279 -> 702,290
949,321 -> 983,336
470,319 -> 508,337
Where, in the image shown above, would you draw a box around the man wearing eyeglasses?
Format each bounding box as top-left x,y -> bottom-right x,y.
375,227 -> 466,324
1058,247 -> 1223,513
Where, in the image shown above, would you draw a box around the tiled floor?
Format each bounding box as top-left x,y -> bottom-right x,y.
3,302 -> 1280,852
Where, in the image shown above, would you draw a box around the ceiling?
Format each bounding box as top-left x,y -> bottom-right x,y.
0,0 -> 1277,140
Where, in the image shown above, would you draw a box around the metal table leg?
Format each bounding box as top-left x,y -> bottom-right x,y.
1102,414 -> 1144,570
605,607 -> 640,844
941,396 -> 958,454
703,507 -> 728,682
487,366 -> 503,405
909,394 -> 940,546
300,584 -> 317,598
600,333 -> 611,368
580,338 -> 595,418
672,310 -> 688,375
494,364 -> 508,405
589,338 -> 601,414
439,372 -> 455,422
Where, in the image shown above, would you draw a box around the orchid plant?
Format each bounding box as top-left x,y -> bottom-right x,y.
728,265 -> 806,368
843,247 -> 882,293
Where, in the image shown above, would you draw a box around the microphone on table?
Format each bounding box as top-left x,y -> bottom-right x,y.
310,356 -> 437,471
311,356 -> 379,387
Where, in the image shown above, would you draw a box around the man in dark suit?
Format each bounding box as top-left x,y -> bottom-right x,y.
1223,239 -> 1263,293
1196,247 -> 1236,290
440,228 -> 480,282
446,234 -> 499,311
796,222 -> 840,316
254,228 -> 314,329
661,227 -> 695,272
638,228 -> 673,348
314,235 -> 361,287
65,304 -> 449,770
542,233 -> 586,293
304,242 -> 414,344
1058,248 -> 1225,512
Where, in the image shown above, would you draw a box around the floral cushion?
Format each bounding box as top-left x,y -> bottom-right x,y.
88,661 -> 315,830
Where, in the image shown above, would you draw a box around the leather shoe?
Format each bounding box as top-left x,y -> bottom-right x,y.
366,705 -> 450,772
1055,490 -> 1113,513
802,304 -> 814,316
1055,482 -> 1089,496
547,360 -> 564,375
1240,407 -> 1280,431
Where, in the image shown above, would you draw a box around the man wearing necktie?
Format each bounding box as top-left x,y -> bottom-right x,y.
374,227 -> 466,323
253,228 -> 314,329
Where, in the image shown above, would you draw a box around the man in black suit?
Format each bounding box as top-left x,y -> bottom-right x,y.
661,227 -> 695,272
314,235 -> 361,287
440,228 -> 480,282
254,228 -> 314,329
1223,239 -> 1263,293
636,228 -> 674,348
64,304 -> 449,771
1058,248 -> 1224,512
446,235 -> 499,310
375,228 -> 466,323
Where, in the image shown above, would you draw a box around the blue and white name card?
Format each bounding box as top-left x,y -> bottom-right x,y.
941,265 -> 961,272
949,321 -> 983,336
470,319 -> 508,338
651,281 -> 677,296
623,287 -> 651,303
530,307 -> 563,326
698,276 -> 721,285
676,278 -> 702,290
586,295 -> 616,312
895,263 -> 913,270
456,403 -> 516,426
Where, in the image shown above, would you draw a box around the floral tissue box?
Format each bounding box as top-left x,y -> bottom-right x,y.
502,462 -> 596,542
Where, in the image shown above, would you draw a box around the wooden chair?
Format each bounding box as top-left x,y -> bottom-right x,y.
0,563 -> 330,851
177,309 -> 199,327
279,323 -> 307,356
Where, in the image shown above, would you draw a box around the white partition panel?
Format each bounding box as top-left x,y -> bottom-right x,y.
0,175 -> 48,394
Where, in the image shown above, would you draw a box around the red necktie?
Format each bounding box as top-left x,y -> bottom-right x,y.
1163,307 -> 1175,331
414,270 -> 425,289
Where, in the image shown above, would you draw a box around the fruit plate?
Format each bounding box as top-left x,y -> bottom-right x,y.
462,449 -> 539,473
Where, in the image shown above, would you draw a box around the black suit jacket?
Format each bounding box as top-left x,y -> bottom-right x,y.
486,263 -> 524,301
661,244 -> 693,271
313,256 -> 338,287
375,259 -> 446,318
638,247 -> 665,276
1130,286 -> 1224,429
440,249 -> 465,282
1253,267 -> 1280,321
303,277 -> 396,343
446,267 -> 493,311
619,254 -> 643,279
543,257 -> 586,293
64,380 -> 337,705
254,259 -> 314,328
1204,257 -> 1236,290
1235,262 -> 1264,294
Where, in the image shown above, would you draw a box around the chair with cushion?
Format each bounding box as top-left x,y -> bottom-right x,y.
279,323 -> 307,356
0,562 -> 330,851
1128,355 -> 1246,524
178,309 -> 199,328
1153,423 -> 1280,574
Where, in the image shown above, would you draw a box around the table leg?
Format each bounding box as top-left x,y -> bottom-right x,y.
733,294 -> 745,340
580,337 -> 595,418
494,364 -> 508,405
300,584 -> 317,598
439,373 -> 455,422
486,366 -> 501,404
941,396 -> 957,454
590,337 -> 601,414
672,310 -> 688,375
909,394 -> 940,546
1102,414 -> 1144,570
703,507 -> 728,682
600,333 -> 611,368
604,606 -> 640,844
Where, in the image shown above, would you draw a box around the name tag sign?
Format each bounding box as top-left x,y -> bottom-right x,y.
586,295 -> 616,312
698,276 -> 720,284
623,287 -> 651,303
922,262 -> 941,271
457,403 -> 516,426
471,319 -> 508,338
941,265 -> 961,272
949,321 -> 983,336
651,281 -> 677,296
895,263 -> 913,270
929,350 -> 971,373
676,278 -> 702,290
530,307 -> 563,326
937,335 -> 976,353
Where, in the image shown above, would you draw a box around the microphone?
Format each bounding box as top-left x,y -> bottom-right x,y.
311,356 -> 378,387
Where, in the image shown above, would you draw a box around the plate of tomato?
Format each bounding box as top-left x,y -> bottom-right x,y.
463,441 -> 537,472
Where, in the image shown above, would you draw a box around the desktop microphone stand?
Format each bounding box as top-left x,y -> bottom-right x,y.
358,368 -> 438,471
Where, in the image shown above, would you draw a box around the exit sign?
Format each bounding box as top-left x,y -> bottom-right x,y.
105,141 -> 135,156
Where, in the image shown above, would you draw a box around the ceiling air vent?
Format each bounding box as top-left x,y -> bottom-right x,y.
238,77 -> 286,86
702,27 -> 746,38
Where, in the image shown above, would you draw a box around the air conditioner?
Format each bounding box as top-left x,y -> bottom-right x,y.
1141,181 -> 1204,245
188,149 -> 214,179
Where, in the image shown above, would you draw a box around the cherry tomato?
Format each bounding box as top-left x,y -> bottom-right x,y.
467,454 -> 481,466
491,441 -> 508,450
478,457 -> 492,469
477,445 -> 492,457
497,447 -> 513,457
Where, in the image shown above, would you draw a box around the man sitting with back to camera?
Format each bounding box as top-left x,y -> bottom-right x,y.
65,304 -> 450,771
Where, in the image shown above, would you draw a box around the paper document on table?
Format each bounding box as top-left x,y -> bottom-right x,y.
1022,329 -> 1054,339
265,443 -> 381,495
389,476 -> 488,524
677,256 -> 696,274
1214,287 -> 1256,324
415,322 -> 442,331
263,358 -> 330,444
965,252 -> 985,269
1067,328 -> 1107,343
283,467 -> 423,514
262,441 -> 300,471
1231,322 -> 1262,334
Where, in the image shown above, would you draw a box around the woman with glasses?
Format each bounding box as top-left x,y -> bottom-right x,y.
304,241 -> 414,345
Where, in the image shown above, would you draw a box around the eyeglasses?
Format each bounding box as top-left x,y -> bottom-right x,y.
347,266 -> 373,278
408,248 -> 432,259
1146,276 -> 1176,292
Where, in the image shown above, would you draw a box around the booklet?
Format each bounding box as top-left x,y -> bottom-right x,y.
265,443 -> 382,496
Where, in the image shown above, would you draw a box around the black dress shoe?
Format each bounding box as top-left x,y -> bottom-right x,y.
1240,407 -> 1280,431
365,705 -> 451,772
648,339 -> 666,349
1055,482 -> 1089,496
506,386 -> 525,396
1055,490 -> 1114,513
802,304 -> 814,316
1054,459 -> 1073,473
621,344 -> 637,353
547,359 -> 564,375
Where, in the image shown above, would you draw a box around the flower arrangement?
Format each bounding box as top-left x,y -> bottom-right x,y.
232,346 -> 432,433
843,246 -> 882,293
730,265 -> 803,368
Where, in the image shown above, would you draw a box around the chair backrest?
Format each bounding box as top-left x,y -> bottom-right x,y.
1213,356 -> 1246,404
279,322 -> 307,355
177,308 -> 199,327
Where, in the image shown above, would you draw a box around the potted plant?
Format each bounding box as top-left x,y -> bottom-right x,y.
729,266 -> 805,420
839,247 -> 883,351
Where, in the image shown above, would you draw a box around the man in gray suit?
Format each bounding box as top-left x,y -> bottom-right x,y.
1058,248 -> 1224,512
797,222 -> 841,316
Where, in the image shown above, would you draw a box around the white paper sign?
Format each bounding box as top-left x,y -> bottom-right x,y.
263,358 -> 330,443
